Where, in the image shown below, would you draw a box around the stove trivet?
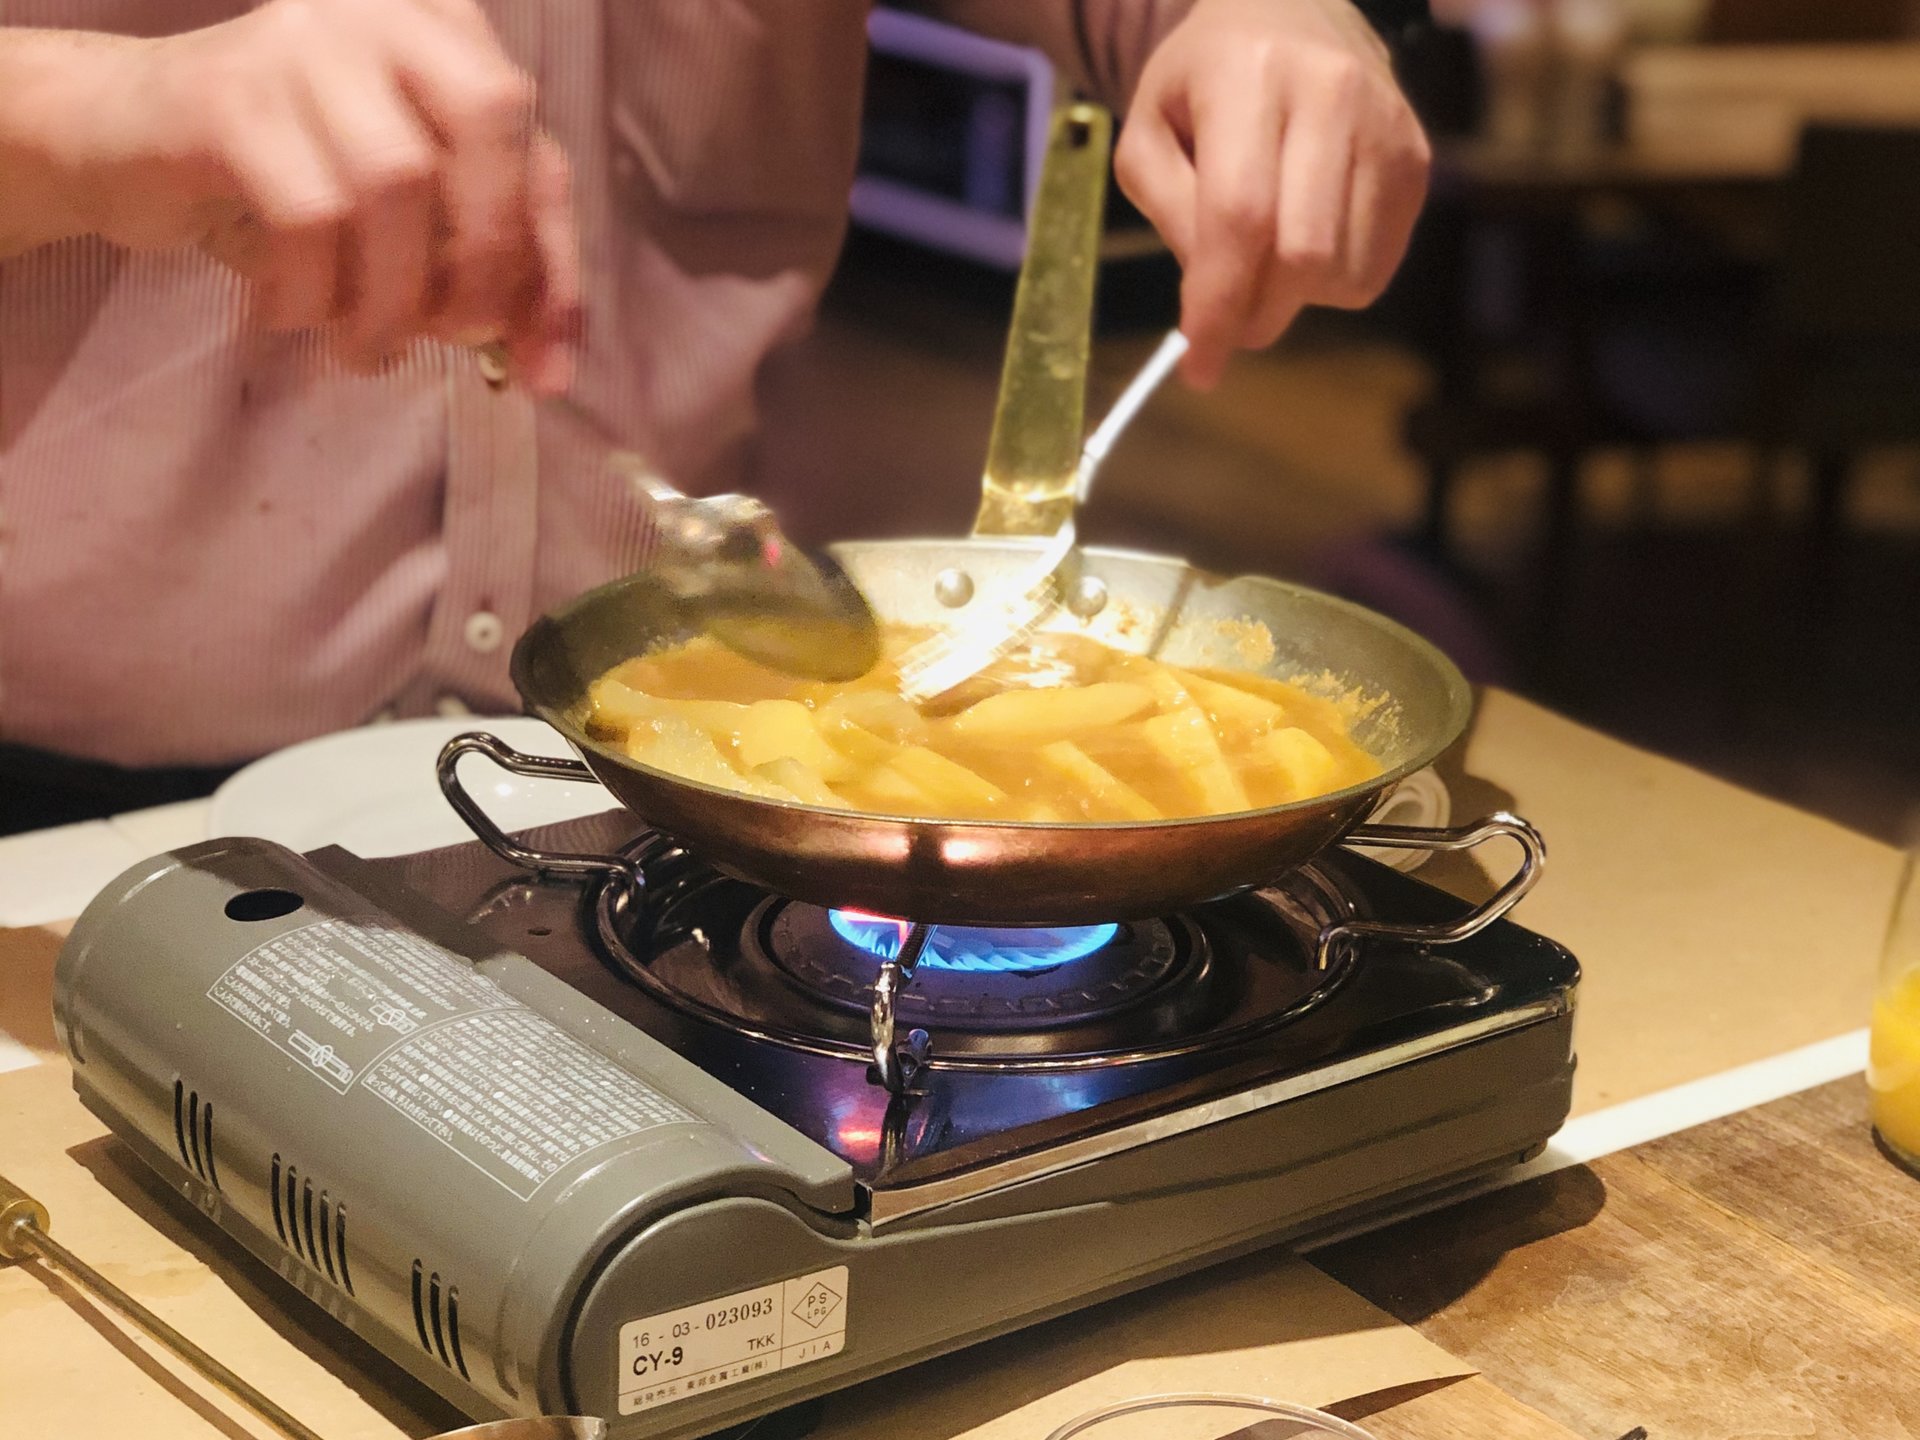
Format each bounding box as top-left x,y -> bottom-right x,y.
576,838 -> 1378,1091
436,737 -> 1549,1095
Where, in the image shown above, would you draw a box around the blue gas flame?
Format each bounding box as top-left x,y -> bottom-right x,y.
827,910 -> 1119,974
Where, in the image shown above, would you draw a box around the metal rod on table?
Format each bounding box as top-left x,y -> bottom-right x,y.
1,1171 -> 329,1440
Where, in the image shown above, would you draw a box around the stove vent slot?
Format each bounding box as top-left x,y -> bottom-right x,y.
301,1177 -> 316,1270
333,1203 -> 354,1295
171,1078 -> 220,1192
318,1193 -> 336,1283
269,1154 -> 353,1295
411,1260 -> 470,1380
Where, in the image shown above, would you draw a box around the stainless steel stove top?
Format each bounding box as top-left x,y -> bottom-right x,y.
51,810 -> 1578,1439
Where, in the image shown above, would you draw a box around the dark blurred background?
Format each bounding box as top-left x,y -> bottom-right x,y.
758,0 -> 1920,844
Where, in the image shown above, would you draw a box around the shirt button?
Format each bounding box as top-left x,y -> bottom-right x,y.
476,348 -> 510,388
458,610 -> 503,652
435,695 -> 473,718
464,610 -> 505,653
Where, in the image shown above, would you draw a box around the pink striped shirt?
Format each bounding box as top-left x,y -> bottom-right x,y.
0,0 -> 1186,767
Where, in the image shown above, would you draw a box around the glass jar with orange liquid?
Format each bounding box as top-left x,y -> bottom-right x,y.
1869,855 -> 1920,1171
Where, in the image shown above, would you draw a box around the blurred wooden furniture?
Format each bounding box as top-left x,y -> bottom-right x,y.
1702,0 -> 1915,45
1420,43 -> 1920,190
1580,122 -> 1920,658
1623,43 -> 1920,175
1399,137 -> 1776,656
1755,123 -> 1920,645
1401,101 -> 1920,678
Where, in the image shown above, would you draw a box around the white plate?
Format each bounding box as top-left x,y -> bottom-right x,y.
208,716 -> 615,858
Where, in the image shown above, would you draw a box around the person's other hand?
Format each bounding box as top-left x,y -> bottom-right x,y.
1116,0 -> 1431,389
69,0 -> 577,390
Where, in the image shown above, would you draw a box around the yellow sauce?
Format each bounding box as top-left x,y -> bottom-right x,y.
581,628 -> 1381,823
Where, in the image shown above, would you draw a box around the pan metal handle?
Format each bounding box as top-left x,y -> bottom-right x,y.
436,732 -> 639,892
972,100 -> 1112,540
1320,812 -> 1546,968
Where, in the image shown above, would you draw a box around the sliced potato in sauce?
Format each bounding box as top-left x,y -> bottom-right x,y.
580,630 -> 1378,821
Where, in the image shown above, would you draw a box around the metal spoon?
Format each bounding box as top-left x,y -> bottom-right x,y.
614,454 -> 881,683
482,345 -> 880,683
1,1171 -> 604,1440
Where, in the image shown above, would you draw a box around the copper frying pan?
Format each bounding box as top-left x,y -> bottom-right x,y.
439,539 -> 1515,926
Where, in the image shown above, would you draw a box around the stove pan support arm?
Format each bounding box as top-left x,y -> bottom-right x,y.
437,732 -> 642,901
1321,812 -> 1546,968
870,924 -> 934,1095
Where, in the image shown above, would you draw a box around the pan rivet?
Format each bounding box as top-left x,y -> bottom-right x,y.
933,569 -> 975,608
1065,575 -> 1109,618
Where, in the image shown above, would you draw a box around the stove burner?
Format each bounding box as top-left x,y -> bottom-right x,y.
586,837 -> 1369,1077
773,904 -> 1184,1031
826,910 -> 1121,974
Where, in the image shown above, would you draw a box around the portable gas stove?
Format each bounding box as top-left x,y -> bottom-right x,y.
53,795 -> 1576,1440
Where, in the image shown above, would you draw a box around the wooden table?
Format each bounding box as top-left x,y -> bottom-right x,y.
1320,1077 -> 1920,1438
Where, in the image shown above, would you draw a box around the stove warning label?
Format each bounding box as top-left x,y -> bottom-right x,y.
362,1008 -> 697,1200
208,916 -> 700,1199
618,1266 -> 850,1416
208,918 -> 507,1094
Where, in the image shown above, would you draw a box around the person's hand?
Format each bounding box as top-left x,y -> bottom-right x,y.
1115,0 -> 1431,389
57,0 -> 577,390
